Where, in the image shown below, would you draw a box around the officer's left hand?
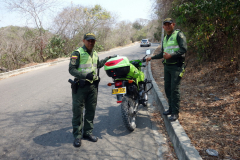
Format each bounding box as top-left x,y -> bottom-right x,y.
163,52 -> 172,59
86,72 -> 94,80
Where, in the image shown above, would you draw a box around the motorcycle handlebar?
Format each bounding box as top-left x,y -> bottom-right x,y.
109,55 -> 118,59
142,55 -> 147,62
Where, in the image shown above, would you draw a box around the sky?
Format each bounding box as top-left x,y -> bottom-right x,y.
0,0 -> 154,28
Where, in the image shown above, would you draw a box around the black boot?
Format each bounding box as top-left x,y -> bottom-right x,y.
82,134 -> 98,142
168,114 -> 179,121
163,110 -> 172,115
73,138 -> 81,147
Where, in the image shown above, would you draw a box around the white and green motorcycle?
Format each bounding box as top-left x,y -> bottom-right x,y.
104,54 -> 153,131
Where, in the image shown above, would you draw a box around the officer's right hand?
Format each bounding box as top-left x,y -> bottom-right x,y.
163,52 -> 172,59
86,72 -> 94,80
146,57 -> 152,62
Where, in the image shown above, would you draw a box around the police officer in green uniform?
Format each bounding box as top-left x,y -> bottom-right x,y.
69,32 -> 111,147
146,18 -> 187,121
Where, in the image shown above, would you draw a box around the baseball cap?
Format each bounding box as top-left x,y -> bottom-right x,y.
163,18 -> 174,24
83,32 -> 96,40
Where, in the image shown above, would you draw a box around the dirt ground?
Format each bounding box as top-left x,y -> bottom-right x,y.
150,46 -> 240,160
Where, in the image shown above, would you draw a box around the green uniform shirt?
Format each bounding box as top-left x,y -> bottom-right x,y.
152,30 -> 187,62
69,45 -> 109,80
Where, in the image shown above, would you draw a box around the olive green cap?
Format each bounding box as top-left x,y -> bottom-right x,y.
163,18 -> 173,24
83,32 -> 96,40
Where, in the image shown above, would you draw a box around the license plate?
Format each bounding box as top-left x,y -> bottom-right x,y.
112,87 -> 126,94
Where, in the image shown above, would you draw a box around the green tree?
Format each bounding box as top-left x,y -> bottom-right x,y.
44,35 -> 66,59
171,0 -> 240,66
3,0 -> 59,62
133,21 -> 143,30
53,4 -> 115,53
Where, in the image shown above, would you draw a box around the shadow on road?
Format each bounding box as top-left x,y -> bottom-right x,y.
93,104 -> 151,139
33,126 -> 72,147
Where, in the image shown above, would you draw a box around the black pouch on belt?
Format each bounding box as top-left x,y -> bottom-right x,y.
94,77 -> 101,85
78,79 -> 86,88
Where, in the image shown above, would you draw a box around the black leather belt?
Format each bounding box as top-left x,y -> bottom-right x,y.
85,80 -> 99,85
164,63 -> 177,66
85,80 -> 92,85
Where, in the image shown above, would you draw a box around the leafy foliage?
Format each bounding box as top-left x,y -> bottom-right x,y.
94,42 -> 104,52
44,35 -> 66,59
132,21 -> 143,30
171,0 -> 240,65
133,29 -> 147,41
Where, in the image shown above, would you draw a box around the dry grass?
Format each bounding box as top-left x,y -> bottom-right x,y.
150,46 -> 240,160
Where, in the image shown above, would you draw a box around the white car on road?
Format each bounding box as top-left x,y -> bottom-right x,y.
140,39 -> 151,47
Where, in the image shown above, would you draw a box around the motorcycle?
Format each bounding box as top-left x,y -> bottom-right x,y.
104,52 -> 153,131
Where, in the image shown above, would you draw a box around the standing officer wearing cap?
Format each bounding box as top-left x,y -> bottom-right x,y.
69,32 -> 111,147
146,18 -> 187,121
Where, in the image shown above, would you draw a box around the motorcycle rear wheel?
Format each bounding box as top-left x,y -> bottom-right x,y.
121,96 -> 137,131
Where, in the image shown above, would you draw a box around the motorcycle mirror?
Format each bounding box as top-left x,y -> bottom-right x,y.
146,49 -> 151,55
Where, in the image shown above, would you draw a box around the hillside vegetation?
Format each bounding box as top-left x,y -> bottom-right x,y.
153,0 -> 240,70
0,3 -> 158,72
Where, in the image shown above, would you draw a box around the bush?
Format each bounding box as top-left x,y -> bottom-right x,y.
44,35 -> 66,60
171,0 -> 240,67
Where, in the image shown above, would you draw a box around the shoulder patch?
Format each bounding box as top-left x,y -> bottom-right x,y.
71,59 -> 76,65
71,56 -> 78,59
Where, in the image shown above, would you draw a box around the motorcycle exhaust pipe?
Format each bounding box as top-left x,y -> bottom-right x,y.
117,94 -> 123,103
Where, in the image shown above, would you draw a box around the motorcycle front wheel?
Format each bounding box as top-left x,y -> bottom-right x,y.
121,96 -> 137,131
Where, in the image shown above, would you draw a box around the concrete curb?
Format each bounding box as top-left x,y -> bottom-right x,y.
146,52 -> 202,160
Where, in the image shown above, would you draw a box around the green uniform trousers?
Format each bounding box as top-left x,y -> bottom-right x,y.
164,64 -> 182,114
72,83 -> 98,139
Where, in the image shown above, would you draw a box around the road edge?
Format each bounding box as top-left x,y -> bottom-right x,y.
0,58 -> 69,79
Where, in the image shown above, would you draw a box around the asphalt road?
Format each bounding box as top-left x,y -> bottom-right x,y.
0,43 -> 163,160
